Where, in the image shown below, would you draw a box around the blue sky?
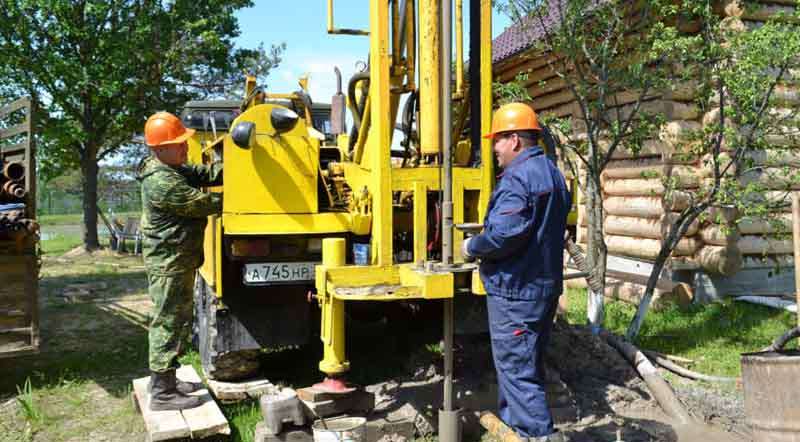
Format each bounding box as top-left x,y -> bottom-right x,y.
234,1 -> 511,104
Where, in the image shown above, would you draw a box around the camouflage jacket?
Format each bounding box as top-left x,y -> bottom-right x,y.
138,157 -> 223,275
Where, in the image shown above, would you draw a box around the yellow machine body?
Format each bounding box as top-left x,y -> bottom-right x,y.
223,104 -> 319,215
191,0 -> 497,380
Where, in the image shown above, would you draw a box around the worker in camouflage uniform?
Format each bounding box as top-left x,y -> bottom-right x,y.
138,111 -> 223,411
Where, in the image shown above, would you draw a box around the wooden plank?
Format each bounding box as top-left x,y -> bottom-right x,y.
605,254 -> 683,291
176,365 -> 230,439
0,345 -> 36,359
0,326 -> 32,334
0,123 -> 29,140
132,375 -> 191,441
206,377 -> 276,402
0,142 -> 27,155
0,309 -> 25,317
0,97 -> 29,120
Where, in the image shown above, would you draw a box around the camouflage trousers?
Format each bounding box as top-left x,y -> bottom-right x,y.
147,271 -> 195,372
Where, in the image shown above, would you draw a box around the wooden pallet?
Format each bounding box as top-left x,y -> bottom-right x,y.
132,365 -> 230,441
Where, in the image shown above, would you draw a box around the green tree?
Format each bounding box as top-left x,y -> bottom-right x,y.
498,0 -> 691,330
499,0 -> 800,337
0,0 -> 285,249
627,2 -> 800,338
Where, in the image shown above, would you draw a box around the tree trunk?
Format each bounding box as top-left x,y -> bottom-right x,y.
81,149 -> 100,251
627,205 -> 707,339
585,174 -> 608,332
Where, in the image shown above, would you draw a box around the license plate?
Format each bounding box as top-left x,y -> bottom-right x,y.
243,262 -> 317,285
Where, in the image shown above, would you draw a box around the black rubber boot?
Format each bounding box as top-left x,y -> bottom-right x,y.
149,370 -> 204,411
149,375 -> 204,395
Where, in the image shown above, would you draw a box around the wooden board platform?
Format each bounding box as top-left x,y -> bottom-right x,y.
206,376 -> 277,403
132,365 -> 230,441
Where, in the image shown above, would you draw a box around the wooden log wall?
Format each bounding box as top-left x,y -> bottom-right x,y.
493,0 -> 800,301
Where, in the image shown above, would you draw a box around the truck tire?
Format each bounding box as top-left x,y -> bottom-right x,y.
194,275 -> 261,381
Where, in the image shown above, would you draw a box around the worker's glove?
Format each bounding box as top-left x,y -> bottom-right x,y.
462,237 -> 476,263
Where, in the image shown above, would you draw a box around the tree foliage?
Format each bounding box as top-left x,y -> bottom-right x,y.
498,0 -> 694,330
0,0 -> 285,248
497,0 -> 800,335
626,2 -> 800,338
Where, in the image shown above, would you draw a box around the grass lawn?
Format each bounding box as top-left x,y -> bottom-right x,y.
3,243 -> 797,440
563,288 -> 798,378
38,212 -> 141,227
38,212 -> 141,255
40,233 -> 83,255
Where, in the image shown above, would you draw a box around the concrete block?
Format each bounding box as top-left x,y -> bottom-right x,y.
254,422 -> 313,442
300,389 -> 375,418
365,415 -> 416,442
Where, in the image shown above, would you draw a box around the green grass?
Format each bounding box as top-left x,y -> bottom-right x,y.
563,288 -> 798,377
40,233 -> 83,255
8,249 -> 795,440
38,212 -> 140,227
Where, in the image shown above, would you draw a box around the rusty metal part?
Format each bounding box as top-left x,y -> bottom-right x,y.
312,377 -> 355,394
741,328 -> 800,442
2,181 -> 25,198
3,161 -> 25,181
0,210 -> 37,235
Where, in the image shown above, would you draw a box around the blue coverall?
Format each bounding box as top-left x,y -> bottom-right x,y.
467,146 -> 571,438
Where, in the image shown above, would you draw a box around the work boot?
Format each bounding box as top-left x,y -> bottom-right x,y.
149,370 -> 204,411
149,374 -> 204,394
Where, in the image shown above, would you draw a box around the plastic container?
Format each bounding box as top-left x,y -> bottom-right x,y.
353,243 -> 370,266
312,417 -> 366,442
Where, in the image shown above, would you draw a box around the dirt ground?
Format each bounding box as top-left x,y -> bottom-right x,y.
368,322 -> 749,442
0,251 -> 752,442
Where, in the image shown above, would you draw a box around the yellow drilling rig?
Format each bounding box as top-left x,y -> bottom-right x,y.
186,1 -> 494,432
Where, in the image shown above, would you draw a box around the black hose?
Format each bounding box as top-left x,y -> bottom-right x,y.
347,71 -> 370,151
401,90 -> 418,160
643,350 -> 737,383
765,326 -> 800,352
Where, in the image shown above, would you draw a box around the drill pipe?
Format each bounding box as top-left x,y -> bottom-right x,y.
3,161 -> 25,181
2,181 -> 26,199
0,210 -> 37,234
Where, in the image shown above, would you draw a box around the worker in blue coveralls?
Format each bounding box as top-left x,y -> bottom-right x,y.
462,102 -> 571,442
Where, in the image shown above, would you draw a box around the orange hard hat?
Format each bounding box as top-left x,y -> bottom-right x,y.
483,102 -> 541,139
144,112 -> 195,147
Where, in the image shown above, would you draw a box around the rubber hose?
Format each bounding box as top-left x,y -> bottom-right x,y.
643,350 -> 737,383
603,332 -> 693,423
765,326 -> 800,352
564,234 -> 604,294
347,71 -> 371,151
401,90 -> 418,159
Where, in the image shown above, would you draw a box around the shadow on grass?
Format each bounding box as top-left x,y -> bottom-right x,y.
0,257 -> 151,401
565,288 -> 797,376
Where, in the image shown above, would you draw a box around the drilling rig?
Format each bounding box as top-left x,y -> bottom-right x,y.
189,4 -> 494,432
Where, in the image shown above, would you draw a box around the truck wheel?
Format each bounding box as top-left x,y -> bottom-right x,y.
194,275 -> 261,381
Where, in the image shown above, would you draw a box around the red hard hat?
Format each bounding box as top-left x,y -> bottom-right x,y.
144,112 -> 195,147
